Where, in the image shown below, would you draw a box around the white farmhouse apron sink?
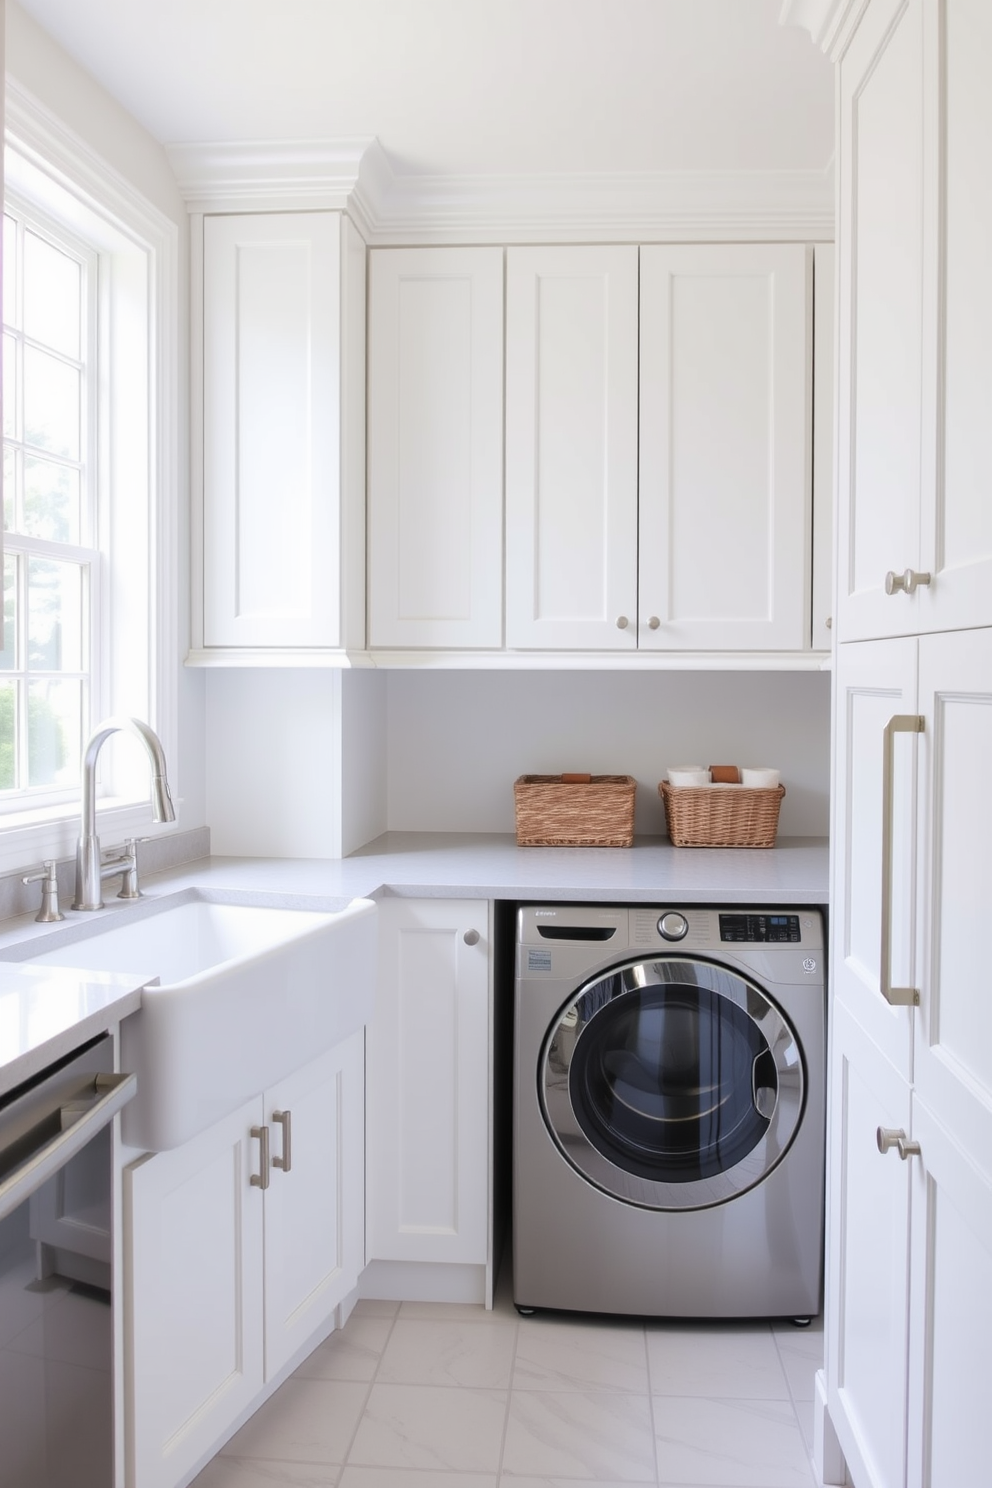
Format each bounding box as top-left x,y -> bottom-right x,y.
0,889 -> 377,1151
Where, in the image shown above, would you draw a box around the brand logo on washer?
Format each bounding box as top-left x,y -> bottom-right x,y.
803,957 -> 817,974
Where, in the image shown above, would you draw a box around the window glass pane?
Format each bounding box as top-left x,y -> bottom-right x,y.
27,677 -> 81,787
3,334 -> 16,442
24,456 -> 80,544
2,217 -> 15,329
3,446 -> 14,532
23,346 -> 80,460
0,680 -> 17,790
28,557 -> 83,672
24,231 -> 81,360
0,556 -> 16,670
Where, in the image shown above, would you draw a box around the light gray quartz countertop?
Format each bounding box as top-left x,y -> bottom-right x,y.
121,831 -> 828,906
0,831 -> 828,1096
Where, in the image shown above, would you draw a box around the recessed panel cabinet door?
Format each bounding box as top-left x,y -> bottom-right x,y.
639,244 -> 811,650
918,0 -> 992,634
202,212 -> 363,649
835,0 -> 925,642
125,1100 -> 264,1488
824,1001 -> 913,1488
831,636 -> 919,1083
912,626 -> 992,1177
263,1031 -> 365,1381
367,898 -> 490,1265
505,245 -> 639,650
368,247 -> 504,649
906,1096 -> 992,1488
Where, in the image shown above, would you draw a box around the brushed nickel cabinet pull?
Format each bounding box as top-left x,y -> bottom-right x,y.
272,1109 -> 292,1173
250,1124 -> 270,1189
885,568 -> 932,596
877,1126 -> 922,1160
879,714 -> 924,1006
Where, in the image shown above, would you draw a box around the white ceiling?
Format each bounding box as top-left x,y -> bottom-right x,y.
9,0 -> 833,180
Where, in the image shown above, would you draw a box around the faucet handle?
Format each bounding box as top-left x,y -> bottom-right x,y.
22,861 -> 65,923
115,837 -> 147,901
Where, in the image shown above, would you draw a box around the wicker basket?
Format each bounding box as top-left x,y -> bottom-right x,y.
514,774 -> 636,847
659,781 -> 786,848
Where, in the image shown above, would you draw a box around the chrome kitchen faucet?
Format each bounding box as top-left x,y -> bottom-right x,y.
73,716 -> 176,911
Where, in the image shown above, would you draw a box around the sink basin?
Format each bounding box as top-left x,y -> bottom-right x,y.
1,889 -> 377,1151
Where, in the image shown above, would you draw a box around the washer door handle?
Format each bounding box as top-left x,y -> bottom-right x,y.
752,1056 -> 777,1120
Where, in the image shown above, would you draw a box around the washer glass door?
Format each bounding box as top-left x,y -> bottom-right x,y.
540,956 -> 804,1210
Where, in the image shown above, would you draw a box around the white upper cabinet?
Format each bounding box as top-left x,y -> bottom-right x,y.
930,0 -> 992,632
837,0 -> 992,642
639,244 -> 811,651
368,247 -> 504,648
195,210 -> 366,657
505,243 -> 815,653
505,245 -> 639,651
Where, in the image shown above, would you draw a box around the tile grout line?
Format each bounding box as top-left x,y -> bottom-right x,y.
494,1304 -> 519,1485
337,1301 -> 399,1476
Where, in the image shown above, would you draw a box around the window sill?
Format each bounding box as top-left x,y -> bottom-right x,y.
0,797 -> 183,876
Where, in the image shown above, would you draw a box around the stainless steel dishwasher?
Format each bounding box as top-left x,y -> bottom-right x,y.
0,1034 -> 135,1488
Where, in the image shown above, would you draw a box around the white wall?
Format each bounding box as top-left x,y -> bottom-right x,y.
385,669 -> 831,839
202,668 -> 830,857
204,671 -> 345,858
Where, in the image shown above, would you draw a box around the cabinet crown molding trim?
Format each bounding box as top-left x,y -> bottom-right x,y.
779,0 -> 867,56
166,136 -> 833,241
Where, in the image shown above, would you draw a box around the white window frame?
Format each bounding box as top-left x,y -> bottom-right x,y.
2,195 -> 101,810
0,82 -> 179,873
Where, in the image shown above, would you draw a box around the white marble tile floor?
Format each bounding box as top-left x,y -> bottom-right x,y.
192,1270 -> 823,1488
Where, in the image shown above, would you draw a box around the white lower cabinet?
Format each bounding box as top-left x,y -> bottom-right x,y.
124,1033 -> 364,1488
366,898 -> 490,1279
823,628 -> 992,1488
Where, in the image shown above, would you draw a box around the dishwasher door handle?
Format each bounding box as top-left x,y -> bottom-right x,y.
0,1071 -> 137,1224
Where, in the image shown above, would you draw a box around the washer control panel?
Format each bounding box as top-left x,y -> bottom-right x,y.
719,913 -> 801,943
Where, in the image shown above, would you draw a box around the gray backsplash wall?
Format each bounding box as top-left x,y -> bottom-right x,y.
385,669 -> 831,839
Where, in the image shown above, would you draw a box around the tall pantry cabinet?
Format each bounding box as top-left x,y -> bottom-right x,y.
820,3 -> 992,1487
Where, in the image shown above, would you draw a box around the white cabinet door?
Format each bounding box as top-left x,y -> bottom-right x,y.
263,1031 -> 365,1380
906,1096 -> 992,1488
919,0 -> 992,634
505,245 -> 639,650
125,1099 -> 264,1488
368,247 -> 504,649
912,626 -> 992,1179
812,243 -> 836,650
367,898 -> 490,1265
824,1000 -> 913,1488
638,244 -> 811,650
835,0 -> 926,643
831,636 -> 919,1083
200,211 -> 366,652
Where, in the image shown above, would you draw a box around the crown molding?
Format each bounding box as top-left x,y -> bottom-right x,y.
779,0 -> 868,56
165,137 -> 833,242
359,165 -> 833,244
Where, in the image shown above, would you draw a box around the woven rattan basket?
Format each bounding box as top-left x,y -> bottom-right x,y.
659,781 -> 786,848
514,774 -> 636,847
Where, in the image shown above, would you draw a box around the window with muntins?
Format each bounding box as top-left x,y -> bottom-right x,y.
1,201 -> 99,807
0,82 -> 180,874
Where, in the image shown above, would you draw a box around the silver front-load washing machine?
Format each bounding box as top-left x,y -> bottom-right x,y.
512,904 -> 825,1319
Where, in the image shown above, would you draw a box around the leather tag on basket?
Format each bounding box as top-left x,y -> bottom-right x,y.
709,764 -> 741,783
560,773 -> 592,783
